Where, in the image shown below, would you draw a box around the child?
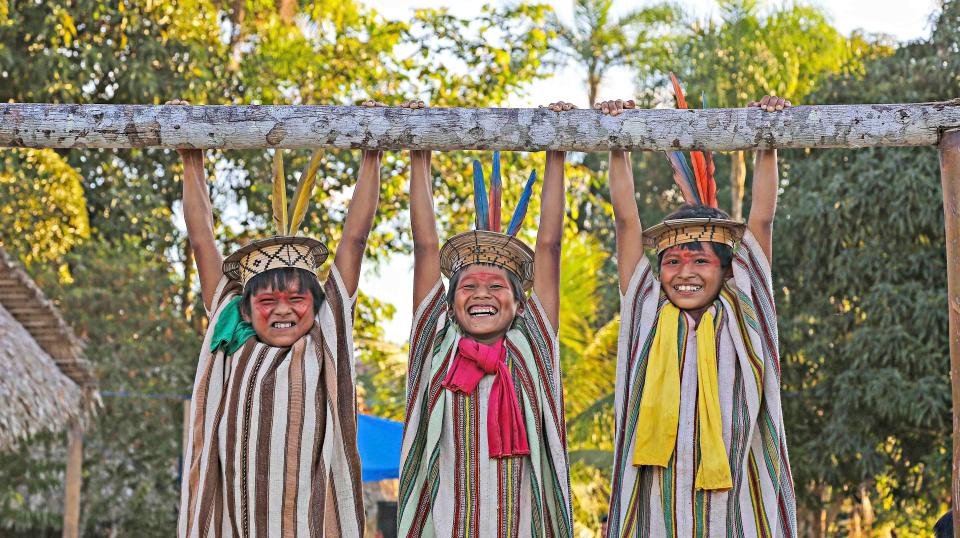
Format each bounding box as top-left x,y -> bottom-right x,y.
174,100 -> 384,537
397,101 -> 576,537
600,89 -> 798,537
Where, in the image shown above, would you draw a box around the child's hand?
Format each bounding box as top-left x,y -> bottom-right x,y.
594,99 -> 635,116
540,101 -> 576,112
165,100 -> 199,159
747,95 -> 791,112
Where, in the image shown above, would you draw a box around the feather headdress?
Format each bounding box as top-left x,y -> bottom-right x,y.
440,151 -> 538,290
665,73 -> 718,208
642,74 -> 745,253
223,149 -> 329,286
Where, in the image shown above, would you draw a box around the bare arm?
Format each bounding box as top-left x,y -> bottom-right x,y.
745,95 -> 791,263
532,149 -> 565,331
597,99 -> 644,292
333,148 -> 382,297
410,148 -> 440,309
180,148 -> 223,311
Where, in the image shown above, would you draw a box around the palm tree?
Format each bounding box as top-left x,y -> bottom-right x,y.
550,0 -> 678,107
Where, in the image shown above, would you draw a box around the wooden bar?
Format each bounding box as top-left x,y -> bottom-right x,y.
940,129 -> 960,538
62,420 -> 83,538
0,101 -> 959,152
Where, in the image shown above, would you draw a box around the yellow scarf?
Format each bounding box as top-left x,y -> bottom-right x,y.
631,302 -> 732,491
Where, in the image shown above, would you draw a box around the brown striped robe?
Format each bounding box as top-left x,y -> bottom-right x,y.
178,267 -> 364,538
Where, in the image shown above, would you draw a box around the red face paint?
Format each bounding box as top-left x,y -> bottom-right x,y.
452,265 -> 519,345
659,243 -> 727,312
247,287 -> 315,347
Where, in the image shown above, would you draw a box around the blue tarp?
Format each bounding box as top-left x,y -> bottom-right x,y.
358,414 -> 403,482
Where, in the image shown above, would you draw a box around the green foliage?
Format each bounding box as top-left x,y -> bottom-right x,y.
0,149 -> 89,266
549,0 -> 679,106
775,1 -> 959,533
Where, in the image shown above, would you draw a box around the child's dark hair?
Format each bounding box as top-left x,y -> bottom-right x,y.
446,263 -> 526,307
240,267 -> 324,318
656,204 -> 734,269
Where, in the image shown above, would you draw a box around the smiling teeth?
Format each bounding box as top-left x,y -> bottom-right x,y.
468,306 -> 497,317
675,285 -> 702,292
272,322 -> 295,329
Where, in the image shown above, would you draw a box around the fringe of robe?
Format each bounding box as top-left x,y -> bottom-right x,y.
398,281 -> 573,538
177,267 -> 364,538
607,231 -> 798,538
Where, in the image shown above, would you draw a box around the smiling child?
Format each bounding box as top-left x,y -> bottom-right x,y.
397,102 -> 575,537
174,101 -> 385,538
599,86 -> 798,537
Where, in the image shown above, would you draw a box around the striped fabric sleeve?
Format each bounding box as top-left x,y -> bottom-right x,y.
206,275 -> 242,318
523,292 -> 562,398
406,280 -> 446,404
325,264 -> 359,327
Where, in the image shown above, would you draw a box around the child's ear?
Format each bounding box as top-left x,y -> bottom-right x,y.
723,267 -> 734,281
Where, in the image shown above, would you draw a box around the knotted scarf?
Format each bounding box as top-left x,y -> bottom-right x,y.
632,302 -> 732,491
210,296 -> 256,355
442,337 -> 530,458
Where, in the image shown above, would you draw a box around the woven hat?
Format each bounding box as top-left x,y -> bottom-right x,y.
438,151 -> 538,290
647,74 -> 746,253
643,217 -> 745,254
222,150 -> 328,287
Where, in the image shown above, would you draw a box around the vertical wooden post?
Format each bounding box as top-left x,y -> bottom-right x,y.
939,129 -> 960,538
62,420 -> 83,538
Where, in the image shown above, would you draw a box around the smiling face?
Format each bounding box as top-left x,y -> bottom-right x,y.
244,285 -> 315,347
659,242 -> 729,312
450,265 -> 520,344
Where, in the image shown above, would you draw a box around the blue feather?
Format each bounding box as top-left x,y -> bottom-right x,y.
666,151 -> 701,205
506,169 -> 537,236
472,159 -> 490,230
701,92 -> 707,110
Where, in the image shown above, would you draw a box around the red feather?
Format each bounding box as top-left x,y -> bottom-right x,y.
704,151 -> 717,207
670,72 -> 689,110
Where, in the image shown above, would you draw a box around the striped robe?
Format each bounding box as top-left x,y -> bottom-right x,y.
607,231 -> 797,538
398,281 -> 573,538
178,267 -> 364,538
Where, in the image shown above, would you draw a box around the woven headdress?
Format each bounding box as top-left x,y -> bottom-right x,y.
439,151 -> 537,291
222,150 -> 329,286
642,74 -> 745,254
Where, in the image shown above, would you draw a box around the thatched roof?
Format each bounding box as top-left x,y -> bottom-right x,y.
0,248 -> 96,449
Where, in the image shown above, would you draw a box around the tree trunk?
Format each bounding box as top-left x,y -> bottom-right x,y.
4,101 -> 959,152
729,150 -> 746,220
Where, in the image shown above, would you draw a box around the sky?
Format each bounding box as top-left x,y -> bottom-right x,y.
360,0 -> 940,344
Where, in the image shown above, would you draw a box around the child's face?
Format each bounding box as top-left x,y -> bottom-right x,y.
244,285 -> 315,347
659,243 -> 728,311
451,265 -> 519,345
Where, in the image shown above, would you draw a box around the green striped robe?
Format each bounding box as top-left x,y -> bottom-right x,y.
607,231 -> 797,538
398,281 -> 573,537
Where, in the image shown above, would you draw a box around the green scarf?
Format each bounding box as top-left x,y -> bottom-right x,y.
210,297 -> 256,355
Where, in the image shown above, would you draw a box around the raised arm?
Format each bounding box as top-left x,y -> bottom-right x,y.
333,147 -> 381,296
533,101 -> 575,331
598,99 -> 644,292
746,95 -> 791,263
169,102 -> 223,311
180,148 -> 224,311
410,146 -> 439,309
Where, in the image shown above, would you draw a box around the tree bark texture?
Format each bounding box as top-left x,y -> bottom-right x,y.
1,101 -> 959,152
939,129 -> 960,538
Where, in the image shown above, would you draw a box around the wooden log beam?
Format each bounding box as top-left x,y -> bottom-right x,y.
1,101 -> 959,152
939,129 -> 960,538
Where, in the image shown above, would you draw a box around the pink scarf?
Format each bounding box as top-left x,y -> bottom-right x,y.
442,337 -> 530,458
